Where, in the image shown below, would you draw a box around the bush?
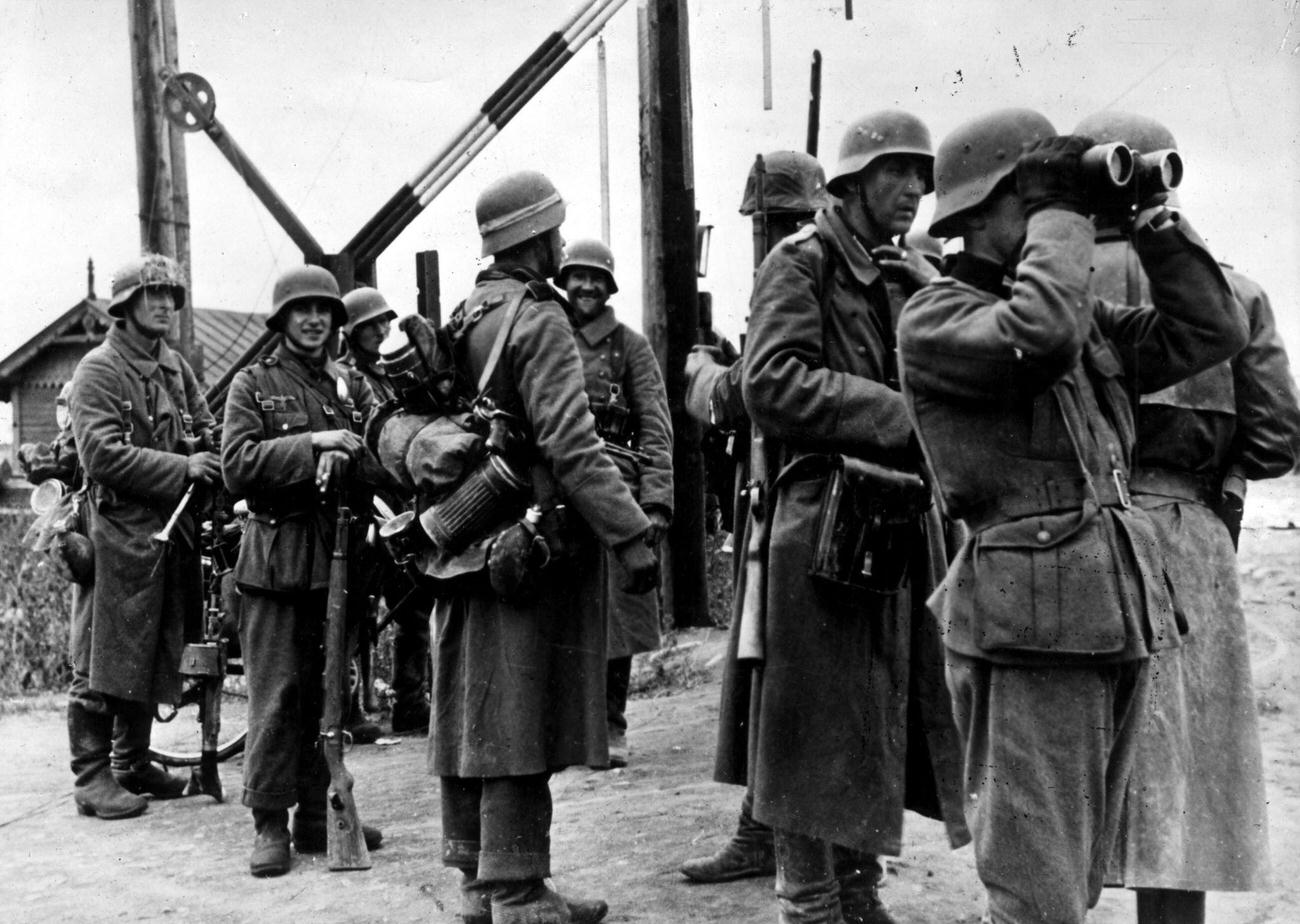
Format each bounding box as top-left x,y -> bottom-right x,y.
0,511 -> 72,696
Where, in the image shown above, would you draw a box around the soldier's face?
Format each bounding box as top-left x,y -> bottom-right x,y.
126,286 -> 177,339
856,155 -> 928,238
982,191 -> 1029,267
351,317 -> 390,356
564,268 -> 611,325
282,300 -> 336,355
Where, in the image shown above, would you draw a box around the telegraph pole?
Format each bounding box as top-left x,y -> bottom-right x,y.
639,0 -> 708,628
128,0 -> 194,367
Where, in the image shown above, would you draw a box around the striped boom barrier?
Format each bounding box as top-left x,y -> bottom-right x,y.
348,0 -> 629,263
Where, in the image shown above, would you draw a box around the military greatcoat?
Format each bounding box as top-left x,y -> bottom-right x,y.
571,304 -> 673,659
68,322 -> 215,704
1092,236 -> 1300,892
431,266 -> 651,778
740,206 -> 969,855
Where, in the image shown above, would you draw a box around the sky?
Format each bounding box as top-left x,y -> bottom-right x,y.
2,0 -> 1298,400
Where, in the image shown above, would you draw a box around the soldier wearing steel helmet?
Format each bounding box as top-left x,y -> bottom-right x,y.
340,287 -> 433,737
556,238 -> 673,771
1073,110 -> 1299,924
895,109 -> 1248,924
680,149 -> 830,887
64,253 -> 219,821
431,171 -> 656,924
739,113 -> 970,924
220,264 -> 384,877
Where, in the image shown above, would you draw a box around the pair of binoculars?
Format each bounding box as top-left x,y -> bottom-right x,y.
1081,142 -> 1183,209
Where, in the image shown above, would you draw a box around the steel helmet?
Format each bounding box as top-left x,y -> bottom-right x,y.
557,239 -> 618,294
342,287 -> 397,337
267,265 -> 346,332
929,108 -> 1057,239
476,171 -> 567,258
739,151 -> 831,215
826,110 -> 934,198
108,253 -> 187,318
1073,110 -> 1176,154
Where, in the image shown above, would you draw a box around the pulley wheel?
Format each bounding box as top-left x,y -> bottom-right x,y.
162,71 -> 216,133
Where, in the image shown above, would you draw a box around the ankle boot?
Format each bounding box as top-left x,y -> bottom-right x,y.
775,830 -> 843,924
250,809 -> 291,877
681,796 -> 775,882
834,847 -> 894,924
491,880 -> 610,924
292,790 -> 384,853
459,870 -> 493,924
111,702 -> 187,799
69,701 -> 148,820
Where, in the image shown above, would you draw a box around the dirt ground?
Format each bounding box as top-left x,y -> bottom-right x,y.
2,477 -> 1299,924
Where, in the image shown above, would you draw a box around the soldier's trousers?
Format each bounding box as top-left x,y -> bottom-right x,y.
946,653 -> 1149,924
238,588 -> 328,810
440,773 -> 553,882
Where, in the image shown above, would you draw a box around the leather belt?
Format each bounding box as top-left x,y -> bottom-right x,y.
1129,466 -> 1218,506
965,473 -> 1129,533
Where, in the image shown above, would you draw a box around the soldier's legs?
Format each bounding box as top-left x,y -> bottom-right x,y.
111,700 -> 187,798
832,845 -> 892,924
605,655 -> 632,767
946,653 -> 1148,924
67,673 -> 148,820
681,787 -> 777,882
774,829 -> 843,924
389,579 -> 432,733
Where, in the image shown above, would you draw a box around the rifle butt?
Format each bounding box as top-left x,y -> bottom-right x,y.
324,742 -> 372,871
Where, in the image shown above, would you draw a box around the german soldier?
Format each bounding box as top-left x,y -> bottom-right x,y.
221,265 -> 384,876
557,238 -> 673,769
681,149 -> 829,885
422,171 -> 656,924
341,286 -> 433,736
1075,109 -> 1300,924
896,109 -> 1248,923
740,112 -> 970,924
65,253 -> 219,819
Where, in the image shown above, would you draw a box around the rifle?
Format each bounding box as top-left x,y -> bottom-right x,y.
751,153 -> 769,272
321,503 -> 372,871
806,50 -> 822,157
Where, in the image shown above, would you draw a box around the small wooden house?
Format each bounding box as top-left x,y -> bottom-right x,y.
0,262 -> 266,456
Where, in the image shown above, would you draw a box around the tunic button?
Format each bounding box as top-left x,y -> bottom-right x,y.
1036,529 -> 1051,543
282,423 -> 290,430
856,345 -> 868,355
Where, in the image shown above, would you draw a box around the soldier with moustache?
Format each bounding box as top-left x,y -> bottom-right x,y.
740,113 -> 970,924
64,253 -> 219,820
556,239 -> 673,769
896,110 -> 1248,923
341,287 -> 433,736
1075,110 -> 1300,924
221,265 -> 384,877
425,172 -> 658,924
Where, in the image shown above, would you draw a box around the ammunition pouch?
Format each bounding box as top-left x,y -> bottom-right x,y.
592,400 -> 632,445
808,454 -> 931,595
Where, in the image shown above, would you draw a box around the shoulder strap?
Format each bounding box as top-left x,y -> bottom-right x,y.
476,289 -> 527,396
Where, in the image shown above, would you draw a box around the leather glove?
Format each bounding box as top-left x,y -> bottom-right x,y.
1015,135 -> 1093,218
614,533 -> 659,595
643,507 -> 671,546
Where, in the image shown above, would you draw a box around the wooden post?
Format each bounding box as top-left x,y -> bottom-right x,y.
639,0 -> 708,628
128,0 -> 193,366
597,36 -> 612,246
415,250 -> 442,325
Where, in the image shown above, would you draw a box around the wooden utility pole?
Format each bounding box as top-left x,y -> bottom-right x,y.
639,0 -> 708,628
128,0 -> 194,367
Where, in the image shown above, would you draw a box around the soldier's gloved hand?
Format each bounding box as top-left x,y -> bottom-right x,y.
614,533 -> 659,595
186,450 -> 221,484
312,429 -> 365,457
316,449 -> 351,493
643,507 -> 672,546
1015,135 -> 1094,218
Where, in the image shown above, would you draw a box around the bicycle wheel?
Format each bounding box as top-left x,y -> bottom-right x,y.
149,664 -> 249,767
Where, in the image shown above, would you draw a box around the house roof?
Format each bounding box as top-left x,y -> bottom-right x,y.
0,298 -> 268,401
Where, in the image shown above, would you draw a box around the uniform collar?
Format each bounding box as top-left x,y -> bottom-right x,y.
576,305 -> 619,346
947,252 -> 1012,300
815,207 -> 881,288
275,341 -> 341,383
108,321 -> 180,378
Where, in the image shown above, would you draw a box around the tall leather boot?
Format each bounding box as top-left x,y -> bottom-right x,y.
1136,888 -> 1206,924
249,808 -> 291,877
833,846 -> 894,924
681,789 -> 776,882
111,701 -> 187,799
292,781 -> 384,853
774,829 -> 843,924
68,700 -> 147,819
